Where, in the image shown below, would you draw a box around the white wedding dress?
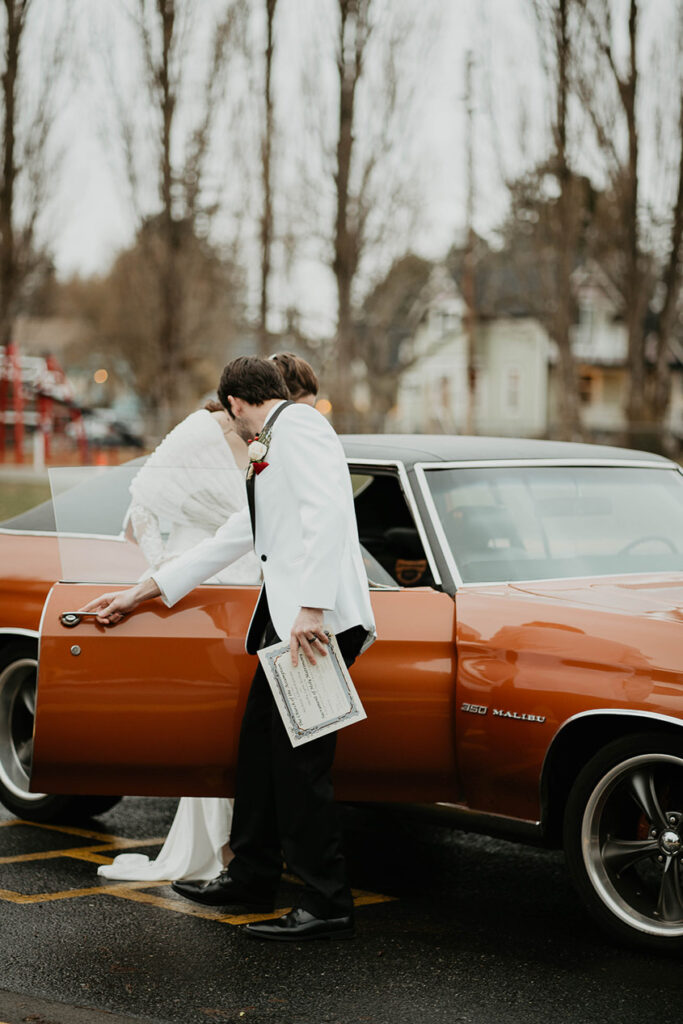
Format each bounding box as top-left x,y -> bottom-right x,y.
98,409 -> 261,882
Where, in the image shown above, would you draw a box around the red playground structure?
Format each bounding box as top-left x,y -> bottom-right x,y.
0,343 -> 88,465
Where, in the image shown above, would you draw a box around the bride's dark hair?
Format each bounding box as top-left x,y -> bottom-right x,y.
269,352 -> 318,400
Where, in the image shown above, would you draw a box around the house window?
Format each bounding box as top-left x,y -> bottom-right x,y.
504,366 -> 521,414
437,311 -> 457,335
578,374 -> 593,404
579,301 -> 596,331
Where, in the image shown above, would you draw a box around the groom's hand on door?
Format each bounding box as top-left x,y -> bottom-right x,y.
290,607 -> 329,667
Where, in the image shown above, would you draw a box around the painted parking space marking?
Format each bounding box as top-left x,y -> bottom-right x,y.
0,818 -> 396,924
0,836 -> 164,865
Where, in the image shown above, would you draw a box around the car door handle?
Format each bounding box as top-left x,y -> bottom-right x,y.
59,612 -> 101,628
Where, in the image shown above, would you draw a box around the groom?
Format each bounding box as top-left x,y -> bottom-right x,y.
81,356 -> 376,941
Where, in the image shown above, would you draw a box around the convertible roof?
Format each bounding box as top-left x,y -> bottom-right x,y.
341,434 -> 674,469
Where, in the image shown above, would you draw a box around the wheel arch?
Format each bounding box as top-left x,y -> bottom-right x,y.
540,710 -> 683,846
0,628 -> 38,655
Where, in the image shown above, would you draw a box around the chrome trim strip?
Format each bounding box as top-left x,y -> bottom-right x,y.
32,588 -> 54,793
541,709 -> 683,803
413,465 -> 463,588
0,628 -> 39,640
37,585 -> 53,664
348,458 -> 442,587
456,571 -> 683,588
550,708 -> 683,749
0,528 -> 127,541
435,801 -> 540,829
386,801 -> 544,843
414,458 -> 673,470
413,460 -> 682,591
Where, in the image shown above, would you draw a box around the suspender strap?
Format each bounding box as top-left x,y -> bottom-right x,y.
246,400 -> 295,540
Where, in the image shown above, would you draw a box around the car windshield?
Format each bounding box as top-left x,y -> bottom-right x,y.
426,464 -> 683,583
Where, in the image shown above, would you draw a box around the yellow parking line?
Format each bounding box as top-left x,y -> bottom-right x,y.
352,892 -> 395,909
0,818 -> 396,922
107,887 -> 394,922
0,836 -> 164,865
107,886 -> 294,924
0,818 -> 136,843
0,879 -> 169,904
67,850 -> 121,865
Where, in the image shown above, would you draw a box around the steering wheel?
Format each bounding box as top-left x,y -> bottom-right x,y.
617,535 -> 678,556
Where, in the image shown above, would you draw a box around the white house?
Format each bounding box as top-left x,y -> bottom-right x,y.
548,263 -> 683,445
390,266 -> 549,437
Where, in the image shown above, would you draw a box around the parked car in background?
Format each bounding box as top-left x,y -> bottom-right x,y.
2,436 -> 683,951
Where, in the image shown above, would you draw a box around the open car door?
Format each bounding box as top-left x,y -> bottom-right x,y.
33,582 -> 258,797
31,464 -> 260,798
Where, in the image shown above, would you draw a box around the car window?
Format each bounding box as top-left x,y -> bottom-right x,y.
350,470 -> 435,588
5,461 -> 405,591
427,465 -> 683,583
0,461 -> 147,535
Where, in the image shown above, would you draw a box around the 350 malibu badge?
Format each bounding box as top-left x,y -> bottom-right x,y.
461,702 -> 546,724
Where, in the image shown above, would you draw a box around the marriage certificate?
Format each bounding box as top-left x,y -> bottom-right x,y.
258,633 -> 367,747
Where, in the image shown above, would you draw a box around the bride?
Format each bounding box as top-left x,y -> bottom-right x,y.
98,353 -> 319,883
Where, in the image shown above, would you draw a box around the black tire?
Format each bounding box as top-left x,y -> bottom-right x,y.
0,639 -> 121,823
564,733 -> 683,952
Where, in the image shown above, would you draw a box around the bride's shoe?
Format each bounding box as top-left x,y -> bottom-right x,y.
171,870 -> 274,910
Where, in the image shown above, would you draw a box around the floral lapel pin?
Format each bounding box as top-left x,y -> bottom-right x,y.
246,428 -> 272,479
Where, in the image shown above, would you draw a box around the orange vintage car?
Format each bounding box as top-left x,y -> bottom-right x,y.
2,436 -> 683,952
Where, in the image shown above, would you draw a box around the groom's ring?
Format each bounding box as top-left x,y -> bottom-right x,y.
306,634 -> 316,641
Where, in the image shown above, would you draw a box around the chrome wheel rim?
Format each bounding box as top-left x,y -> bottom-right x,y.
582,752 -> 683,937
0,656 -> 46,801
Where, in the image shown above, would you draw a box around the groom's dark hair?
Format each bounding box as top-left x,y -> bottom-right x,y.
218,356 -> 290,412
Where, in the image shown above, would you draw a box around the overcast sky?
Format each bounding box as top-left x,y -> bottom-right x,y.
45,3 -> 529,266
29,0 -> 682,334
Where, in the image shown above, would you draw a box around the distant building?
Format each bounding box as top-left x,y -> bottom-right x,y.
391,266 -> 549,437
548,264 -> 683,446
391,257 -> 683,449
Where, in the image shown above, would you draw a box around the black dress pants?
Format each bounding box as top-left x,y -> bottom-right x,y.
227,619 -> 367,918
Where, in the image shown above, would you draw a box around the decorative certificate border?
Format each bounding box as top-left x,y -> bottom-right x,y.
258,632 -> 367,747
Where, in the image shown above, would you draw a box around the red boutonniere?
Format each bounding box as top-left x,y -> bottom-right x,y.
246,434 -> 271,479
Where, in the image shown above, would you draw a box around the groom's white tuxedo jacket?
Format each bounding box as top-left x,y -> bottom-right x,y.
152,401 -> 376,652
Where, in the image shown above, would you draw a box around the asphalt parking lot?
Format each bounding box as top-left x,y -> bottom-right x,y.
0,797 -> 679,1024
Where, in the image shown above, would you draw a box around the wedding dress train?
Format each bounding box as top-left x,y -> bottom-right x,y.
98,797 -> 233,881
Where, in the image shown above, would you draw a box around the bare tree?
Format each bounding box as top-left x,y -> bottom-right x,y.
303,0 -> 429,432
356,252 -> 433,432
57,225 -> 245,422
578,0 -> 683,447
530,0 -> 584,440
330,0 -> 371,431
102,0 -> 246,434
0,0 -> 68,347
258,0 -> 278,357
462,51 -> 478,435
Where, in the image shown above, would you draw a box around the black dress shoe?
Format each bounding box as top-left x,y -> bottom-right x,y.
243,907 -> 354,941
171,870 -> 274,910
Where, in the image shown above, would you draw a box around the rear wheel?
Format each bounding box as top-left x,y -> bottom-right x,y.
564,734 -> 683,952
0,640 -> 121,822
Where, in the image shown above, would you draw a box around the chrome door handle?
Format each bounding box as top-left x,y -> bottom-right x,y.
60,612 -> 100,628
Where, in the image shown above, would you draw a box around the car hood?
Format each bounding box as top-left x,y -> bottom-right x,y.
506,573 -> 683,623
